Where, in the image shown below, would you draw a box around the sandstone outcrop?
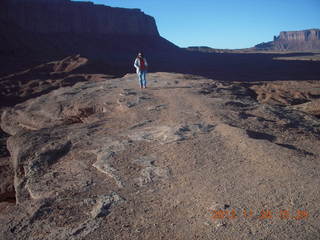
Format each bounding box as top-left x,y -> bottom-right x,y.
1,71 -> 320,239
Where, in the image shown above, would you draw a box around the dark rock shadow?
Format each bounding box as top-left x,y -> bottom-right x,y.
225,101 -> 250,108
0,128 -> 10,158
246,130 -> 276,142
276,143 -> 314,156
238,112 -> 276,123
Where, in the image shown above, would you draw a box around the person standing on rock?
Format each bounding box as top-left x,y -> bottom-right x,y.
134,52 -> 148,89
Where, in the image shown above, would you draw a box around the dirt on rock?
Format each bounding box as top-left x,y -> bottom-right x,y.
0,71 -> 319,240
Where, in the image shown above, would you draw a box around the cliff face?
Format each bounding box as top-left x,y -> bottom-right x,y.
0,0 -> 180,76
0,0 -> 159,36
256,29 -> 320,51
277,29 -> 320,41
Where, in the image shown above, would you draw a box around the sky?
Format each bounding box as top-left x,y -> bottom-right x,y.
75,0 -> 320,49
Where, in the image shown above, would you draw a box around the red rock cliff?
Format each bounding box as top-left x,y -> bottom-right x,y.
0,0 -> 159,36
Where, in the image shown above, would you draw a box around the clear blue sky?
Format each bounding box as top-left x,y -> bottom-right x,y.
75,0 -> 320,49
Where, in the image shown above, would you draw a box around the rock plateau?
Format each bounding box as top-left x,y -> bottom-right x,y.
0,68 -> 320,239
255,29 -> 320,51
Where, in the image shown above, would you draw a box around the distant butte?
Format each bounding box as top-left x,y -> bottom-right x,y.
255,29 -> 320,51
187,29 -> 320,52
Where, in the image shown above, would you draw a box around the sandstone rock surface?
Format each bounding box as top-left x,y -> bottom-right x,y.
0,71 -> 320,239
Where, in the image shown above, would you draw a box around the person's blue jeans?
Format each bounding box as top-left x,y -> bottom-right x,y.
138,70 -> 147,87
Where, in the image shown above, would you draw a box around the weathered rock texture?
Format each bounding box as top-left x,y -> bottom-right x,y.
255,29 -> 320,51
0,70 -> 320,239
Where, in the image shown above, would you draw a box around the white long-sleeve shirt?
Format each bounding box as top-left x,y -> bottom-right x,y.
134,57 -> 148,73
